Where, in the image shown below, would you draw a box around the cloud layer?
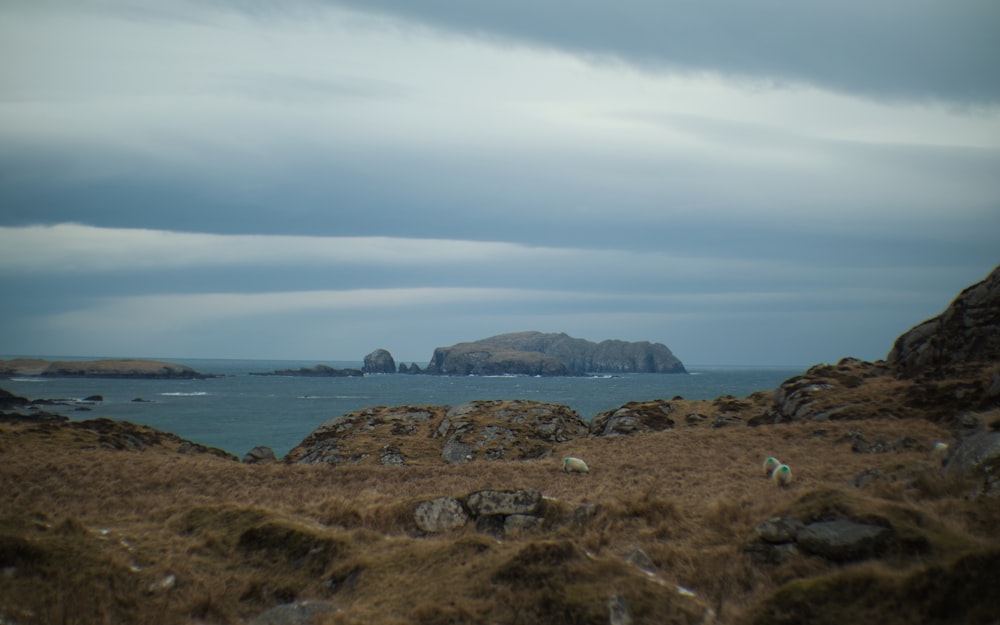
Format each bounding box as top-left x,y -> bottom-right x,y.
1,1 -> 997,365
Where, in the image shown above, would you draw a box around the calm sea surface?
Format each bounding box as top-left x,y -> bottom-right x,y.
3,359 -> 803,457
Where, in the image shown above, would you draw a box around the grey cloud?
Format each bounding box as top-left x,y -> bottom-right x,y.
312,0 -> 1000,105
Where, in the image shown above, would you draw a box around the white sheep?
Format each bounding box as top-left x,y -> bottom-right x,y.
771,464 -> 792,487
563,457 -> 590,474
762,456 -> 781,476
932,441 -> 949,464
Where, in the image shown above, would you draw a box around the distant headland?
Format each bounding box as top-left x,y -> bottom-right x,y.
0,358 -> 212,380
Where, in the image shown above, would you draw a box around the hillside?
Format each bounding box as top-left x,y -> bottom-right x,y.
1,264 -> 998,625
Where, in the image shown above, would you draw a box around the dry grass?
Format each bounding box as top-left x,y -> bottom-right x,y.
1,407 -> 998,624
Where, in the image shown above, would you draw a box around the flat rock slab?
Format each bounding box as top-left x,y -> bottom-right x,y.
796,520 -> 892,561
465,488 -> 542,516
248,600 -> 340,625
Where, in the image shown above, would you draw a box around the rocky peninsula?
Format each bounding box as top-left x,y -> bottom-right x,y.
0,264 -> 998,624
0,358 -> 211,379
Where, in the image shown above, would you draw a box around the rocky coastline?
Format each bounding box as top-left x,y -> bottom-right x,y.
1,264 -> 998,624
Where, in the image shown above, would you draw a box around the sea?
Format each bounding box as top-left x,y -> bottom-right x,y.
2,359 -> 803,458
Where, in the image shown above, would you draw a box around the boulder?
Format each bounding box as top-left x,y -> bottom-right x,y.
414,497 -> 469,533
754,517 -> 805,544
795,520 -> 893,561
242,446 -> 277,464
363,349 -> 396,374
944,430 -> 1000,496
590,400 -> 676,436
465,488 -> 542,516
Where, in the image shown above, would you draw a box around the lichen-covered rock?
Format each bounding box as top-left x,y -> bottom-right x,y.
754,517 -> 805,544
944,430 -> 1000,496
414,497 -> 469,533
436,400 -> 588,462
465,488 -> 542,516
590,400 -> 676,436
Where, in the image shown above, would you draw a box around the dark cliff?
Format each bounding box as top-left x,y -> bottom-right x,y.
887,264 -> 1000,377
423,331 -> 686,376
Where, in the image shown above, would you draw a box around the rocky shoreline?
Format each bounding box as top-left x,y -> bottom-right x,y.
0,264 -> 997,624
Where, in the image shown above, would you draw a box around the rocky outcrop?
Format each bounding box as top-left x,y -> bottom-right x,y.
284,400 -> 588,466
888,264 -> 1000,377
0,358 -> 211,379
248,600 -> 340,625
434,400 -> 588,463
413,488 -> 545,537
423,331 -> 686,376
242,445 -> 277,464
590,400 -> 677,436
944,430 -> 1000,496
362,349 -> 396,374
250,364 -> 362,377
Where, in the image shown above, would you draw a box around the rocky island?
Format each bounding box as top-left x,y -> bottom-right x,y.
0,358 -> 211,379
419,331 -> 686,376
0,264 -> 998,624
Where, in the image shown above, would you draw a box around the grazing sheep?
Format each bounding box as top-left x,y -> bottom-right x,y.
771,464 -> 792,487
563,457 -> 590,474
762,456 -> 781,476
932,441 -> 949,464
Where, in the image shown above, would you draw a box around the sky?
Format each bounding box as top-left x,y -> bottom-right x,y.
1,0 -> 998,367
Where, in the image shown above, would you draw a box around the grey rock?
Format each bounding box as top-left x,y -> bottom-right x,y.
504,514 -> 543,534
378,444 -> 405,466
362,349 -> 396,374
608,594 -> 632,625
242,445 -> 276,464
414,497 -> 468,533
944,430 -> 1000,495
754,517 -> 805,544
796,520 -> 893,561
624,546 -> 656,572
744,540 -> 800,564
590,400 -> 676,436
441,437 -> 474,463
465,488 -> 542,516
248,600 -> 340,625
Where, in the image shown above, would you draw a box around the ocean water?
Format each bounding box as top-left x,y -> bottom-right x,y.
2,359 -> 802,458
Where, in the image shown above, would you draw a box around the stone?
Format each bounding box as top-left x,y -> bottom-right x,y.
414,497 -> 468,533
590,400 -> 675,436
504,514 -> 543,534
465,488 -> 542,516
754,517 -> 805,544
378,444 -> 405,466
607,595 -> 632,625
795,520 -> 893,561
624,546 -> 656,572
362,349 -> 396,374
243,446 -> 276,464
944,430 -> 1000,496
247,600 -> 340,625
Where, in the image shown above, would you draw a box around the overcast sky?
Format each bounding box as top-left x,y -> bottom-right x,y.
1,0 -> 998,366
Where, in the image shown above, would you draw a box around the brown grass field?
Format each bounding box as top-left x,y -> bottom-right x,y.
3,384 -> 1000,625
